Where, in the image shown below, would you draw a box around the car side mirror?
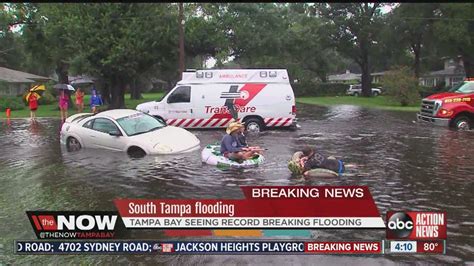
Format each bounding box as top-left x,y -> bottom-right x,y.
109,130 -> 121,136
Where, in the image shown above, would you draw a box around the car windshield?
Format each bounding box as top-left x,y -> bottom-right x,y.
116,113 -> 166,136
449,81 -> 474,93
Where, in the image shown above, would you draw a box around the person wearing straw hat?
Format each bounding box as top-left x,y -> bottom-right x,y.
220,121 -> 260,162
234,121 -> 264,155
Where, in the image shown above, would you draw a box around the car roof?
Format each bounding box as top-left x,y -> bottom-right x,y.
95,109 -> 142,120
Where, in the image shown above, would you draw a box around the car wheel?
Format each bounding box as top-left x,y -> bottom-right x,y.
452,116 -> 471,131
127,146 -> 146,158
353,92 -> 359,97
66,137 -> 82,152
372,91 -> 379,96
244,118 -> 263,133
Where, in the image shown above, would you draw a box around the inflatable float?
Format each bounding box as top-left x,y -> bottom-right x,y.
201,143 -> 265,169
288,151 -> 339,177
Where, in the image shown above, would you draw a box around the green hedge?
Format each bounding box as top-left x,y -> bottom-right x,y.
0,97 -> 25,111
38,91 -> 56,105
293,82 -> 349,97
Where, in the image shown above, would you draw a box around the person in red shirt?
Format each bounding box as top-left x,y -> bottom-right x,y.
28,93 -> 38,122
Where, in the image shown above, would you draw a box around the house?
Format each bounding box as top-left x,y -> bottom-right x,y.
0,67 -> 51,96
371,71 -> 389,84
419,57 -> 466,88
327,70 -> 361,83
327,70 -> 388,84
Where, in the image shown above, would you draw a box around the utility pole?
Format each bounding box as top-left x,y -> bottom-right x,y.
178,3 -> 185,79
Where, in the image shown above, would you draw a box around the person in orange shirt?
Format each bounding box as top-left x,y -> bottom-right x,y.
75,88 -> 85,113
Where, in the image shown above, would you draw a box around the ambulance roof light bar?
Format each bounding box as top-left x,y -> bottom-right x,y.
195,71 -> 212,78
260,70 -> 277,78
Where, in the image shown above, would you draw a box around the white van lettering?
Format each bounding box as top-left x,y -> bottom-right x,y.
219,74 -> 248,79
205,105 -> 256,114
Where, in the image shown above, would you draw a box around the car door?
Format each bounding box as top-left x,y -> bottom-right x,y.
88,118 -> 127,151
163,85 -> 194,127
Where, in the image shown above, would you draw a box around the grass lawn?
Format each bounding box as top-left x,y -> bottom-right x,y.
2,93 -> 419,118
0,92 -> 164,119
297,96 -> 420,112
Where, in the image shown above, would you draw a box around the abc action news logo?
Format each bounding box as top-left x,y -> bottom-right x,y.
26,211 -> 126,239
386,211 -> 447,240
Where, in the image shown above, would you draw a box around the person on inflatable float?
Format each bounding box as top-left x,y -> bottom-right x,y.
235,122 -> 264,155
300,146 -> 345,174
287,148 -> 346,177
220,121 -> 262,162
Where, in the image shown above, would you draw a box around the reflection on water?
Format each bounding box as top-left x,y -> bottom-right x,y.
0,105 -> 473,264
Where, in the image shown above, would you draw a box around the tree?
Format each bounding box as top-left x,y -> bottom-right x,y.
221,3 -> 290,67
382,65 -> 420,106
316,3 -> 386,96
69,3 -> 179,108
0,3 -> 30,69
388,3 -> 438,78
433,3 -> 474,77
285,3 -> 347,83
183,3 -> 228,69
21,3 -> 80,84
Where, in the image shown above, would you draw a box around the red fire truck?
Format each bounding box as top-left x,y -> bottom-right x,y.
417,78 -> 474,130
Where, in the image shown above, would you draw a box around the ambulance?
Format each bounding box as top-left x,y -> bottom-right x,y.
136,69 -> 297,132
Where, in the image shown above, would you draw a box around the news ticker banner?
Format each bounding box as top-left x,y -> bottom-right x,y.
24,186 -> 447,243
115,186 -> 386,229
15,240 -> 446,255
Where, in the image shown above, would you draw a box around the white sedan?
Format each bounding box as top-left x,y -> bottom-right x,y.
60,109 -> 200,156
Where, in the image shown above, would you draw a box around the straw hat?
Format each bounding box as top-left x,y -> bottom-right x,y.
226,121 -> 245,134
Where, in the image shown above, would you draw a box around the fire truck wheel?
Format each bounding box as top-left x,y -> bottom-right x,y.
452,116 -> 471,131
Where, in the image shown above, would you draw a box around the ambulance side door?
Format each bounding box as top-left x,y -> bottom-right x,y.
195,84 -> 226,120
164,85 -> 194,121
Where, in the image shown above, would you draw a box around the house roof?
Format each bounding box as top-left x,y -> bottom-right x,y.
327,72 -> 361,81
423,67 -> 465,77
69,75 -> 95,85
371,71 -> 389,76
0,67 -> 51,83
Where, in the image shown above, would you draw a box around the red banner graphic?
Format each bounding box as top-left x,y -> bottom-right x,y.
114,186 -> 381,218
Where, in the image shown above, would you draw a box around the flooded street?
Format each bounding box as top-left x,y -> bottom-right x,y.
0,103 -> 473,264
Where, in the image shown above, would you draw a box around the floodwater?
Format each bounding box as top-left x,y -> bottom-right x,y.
0,104 -> 473,264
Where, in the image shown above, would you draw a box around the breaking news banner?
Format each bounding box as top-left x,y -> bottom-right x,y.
113,186 -> 386,229
15,240 -> 383,255
20,186 -> 448,256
